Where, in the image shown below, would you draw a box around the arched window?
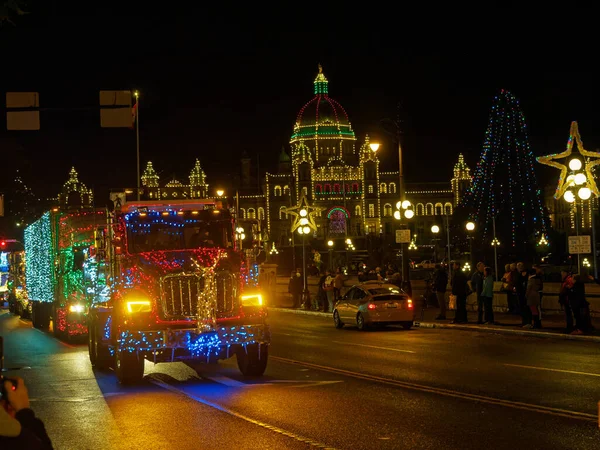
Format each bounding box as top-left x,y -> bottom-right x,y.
279,206 -> 287,219
302,187 -> 308,196
383,203 -> 393,217
368,204 -> 375,217
239,208 -> 246,219
368,185 -> 374,194
274,186 -> 282,197
355,205 -> 361,216
426,203 -> 434,216
352,183 -> 359,192
345,184 -> 350,192
389,183 -> 397,194
324,184 -> 331,193
416,203 -> 425,216
434,203 -> 443,215
283,185 -> 290,195
247,208 -> 256,219
334,184 -> 340,193
258,207 -> 265,220
315,184 -> 322,194
380,183 -> 387,194
444,203 -> 453,215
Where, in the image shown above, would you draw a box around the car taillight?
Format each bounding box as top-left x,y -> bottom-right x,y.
407,299 -> 413,309
367,303 -> 376,310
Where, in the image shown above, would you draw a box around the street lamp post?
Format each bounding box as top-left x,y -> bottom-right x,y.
134,91 -> 141,201
491,216 -> 500,280
297,217 -> 310,294
394,200 -> 414,281
235,227 -> 245,251
327,240 -> 334,271
466,221 -> 475,268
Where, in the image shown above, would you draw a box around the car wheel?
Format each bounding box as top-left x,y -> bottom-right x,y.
333,310 -> 344,329
356,313 -> 368,331
237,343 -> 269,377
402,321 -> 413,330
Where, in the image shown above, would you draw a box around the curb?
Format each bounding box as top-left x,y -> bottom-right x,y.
268,307 -> 600,342
414,322 -> 600,342
268,307 -> 331,318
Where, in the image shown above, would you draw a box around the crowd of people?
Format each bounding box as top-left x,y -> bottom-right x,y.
429,261 -> 595,334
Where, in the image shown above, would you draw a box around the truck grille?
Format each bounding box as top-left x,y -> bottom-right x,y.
160,271 -> 238,319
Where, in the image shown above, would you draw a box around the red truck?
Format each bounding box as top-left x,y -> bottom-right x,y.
87,198 -> 270,384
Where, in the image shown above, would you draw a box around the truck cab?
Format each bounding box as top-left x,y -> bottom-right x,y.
88,199 -> 270,384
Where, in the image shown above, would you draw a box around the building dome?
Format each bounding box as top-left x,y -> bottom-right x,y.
290,65 -> 355,143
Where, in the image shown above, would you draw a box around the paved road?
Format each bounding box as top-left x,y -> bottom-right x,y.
1,309 -> 599,449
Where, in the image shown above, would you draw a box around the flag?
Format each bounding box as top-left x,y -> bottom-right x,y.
130,102 -> 138,129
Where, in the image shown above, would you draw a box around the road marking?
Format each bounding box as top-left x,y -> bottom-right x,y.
271,356 -> 598,423
150,379 -> 338,449
332,341 -> 415,354
504,363 -> 600,378
203,375 -> 247,387
270,380 -> 343,388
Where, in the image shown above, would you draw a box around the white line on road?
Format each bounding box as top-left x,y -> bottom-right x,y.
150,379 -> 338,449
504,363 -> 600,378
202,375 -> 247,387
271,356 -> 598,423
332,341 -> 415,354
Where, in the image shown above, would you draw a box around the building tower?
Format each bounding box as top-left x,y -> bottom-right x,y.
189,159 -> 208,198
451,153 -> 471,206
141,161 -> 160,199
59,167 -> 93,210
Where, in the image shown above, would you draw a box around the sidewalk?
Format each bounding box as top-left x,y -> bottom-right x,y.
268,298 -> 600,342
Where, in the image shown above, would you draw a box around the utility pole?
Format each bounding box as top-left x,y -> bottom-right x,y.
134,92 -> 141,201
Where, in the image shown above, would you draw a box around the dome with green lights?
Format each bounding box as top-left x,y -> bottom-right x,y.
290,65 -> 356,144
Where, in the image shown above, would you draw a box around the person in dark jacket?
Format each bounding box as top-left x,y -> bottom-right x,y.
288,269 -> 303,308
451,261 -> 469,323
469,262 -> 485,324
1,378 -> 53,449
433,264 -> 449,320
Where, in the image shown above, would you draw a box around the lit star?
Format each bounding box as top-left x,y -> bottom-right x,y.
537,121 -> 600,199
285,194 -> 323,233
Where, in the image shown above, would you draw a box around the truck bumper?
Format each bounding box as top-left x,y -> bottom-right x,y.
118,323 -> 270,360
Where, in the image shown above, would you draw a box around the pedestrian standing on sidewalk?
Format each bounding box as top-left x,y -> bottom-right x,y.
317,270 -> 327,311
469,262 -> 485,324
559,269 -> 575,332
288,269 -> 303,309
524,268 -> 543,329
481,267 -> 495,324
433,264 -> 448,320
516,262 -> 530,325
569,274 -> 592,334
323,272 -> 335,313
333,268 -> 344,301
451,261 -> 469,324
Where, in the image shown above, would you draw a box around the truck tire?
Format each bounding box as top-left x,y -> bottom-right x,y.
237,343 -> 269,377
115,349 -> 145,385
31,302 -> 39,328
39,303 -> 51,331
88,323 -> 112,370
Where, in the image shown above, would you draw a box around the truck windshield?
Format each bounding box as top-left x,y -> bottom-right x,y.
126,213 -> 233,253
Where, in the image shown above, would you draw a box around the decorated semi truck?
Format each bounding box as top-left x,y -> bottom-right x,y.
87,198 -> 270,384
24,209 -> 107,339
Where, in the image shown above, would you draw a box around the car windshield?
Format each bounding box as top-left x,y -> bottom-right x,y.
126,211 -> 233,253
368,287 -> 403,295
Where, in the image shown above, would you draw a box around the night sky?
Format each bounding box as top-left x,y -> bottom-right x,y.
1,8 -> 598,205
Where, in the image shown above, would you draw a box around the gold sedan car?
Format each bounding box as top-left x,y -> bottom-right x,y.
333,282 -> 414,331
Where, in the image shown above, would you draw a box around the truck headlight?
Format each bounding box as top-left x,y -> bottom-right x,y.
69,304 -> 85,313
126,299 -> 152,313
241,293 -> 263,307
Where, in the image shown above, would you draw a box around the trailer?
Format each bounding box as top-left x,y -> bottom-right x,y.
24,209 -> 107,340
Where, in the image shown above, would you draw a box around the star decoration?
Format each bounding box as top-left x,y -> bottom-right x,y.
285,193 -> 324,233
537,121 -> 600,199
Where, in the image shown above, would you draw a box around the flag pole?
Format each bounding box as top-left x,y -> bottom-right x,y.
134,91 -> 141,201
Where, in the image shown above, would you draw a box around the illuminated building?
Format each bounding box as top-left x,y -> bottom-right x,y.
141,159 -> 209,200
236,66 -> 472,247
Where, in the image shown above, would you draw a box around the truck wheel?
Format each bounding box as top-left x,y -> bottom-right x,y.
237,343 -> 268,377
38,303 -> 50,331
31,302 -> 39,328
115,349 -> 145,385
89,323 -> 112,370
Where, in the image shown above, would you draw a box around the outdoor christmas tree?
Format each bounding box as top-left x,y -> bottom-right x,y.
466,89 -> 547,248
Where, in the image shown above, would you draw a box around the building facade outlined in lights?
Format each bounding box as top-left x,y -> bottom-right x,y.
236,66 -> 472,248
